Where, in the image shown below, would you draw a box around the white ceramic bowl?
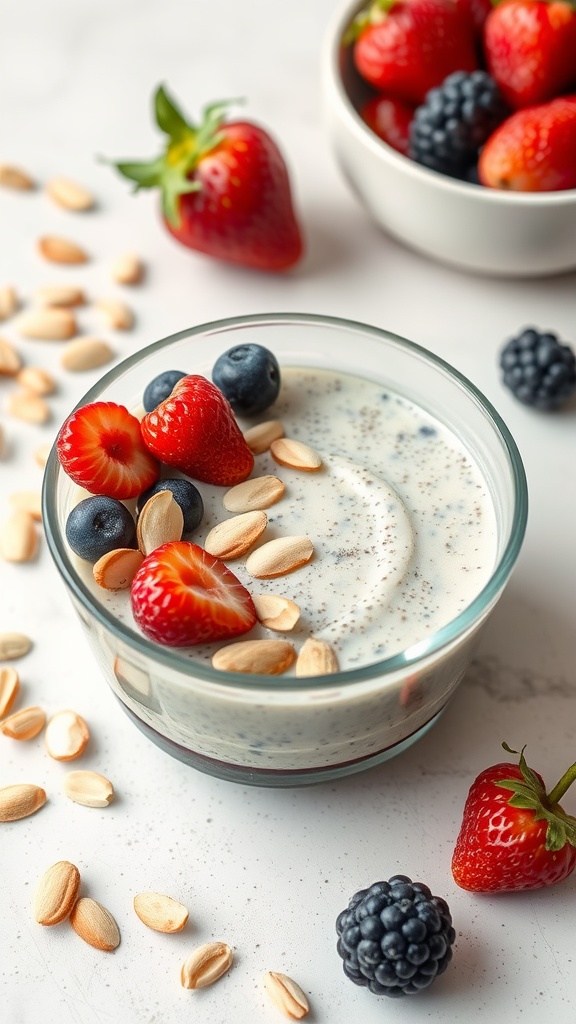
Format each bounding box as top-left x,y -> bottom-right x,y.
322,0 -> 576,277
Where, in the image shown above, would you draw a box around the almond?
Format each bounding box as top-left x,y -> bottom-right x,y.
180,942 -> 233,989
46,177 -> 94,211
137,490 -> 183,555
223,475 -> 285,513
204,510 -> 267,560
0,511 -> 39,562
93,548 -> 144,591
45,710 -> 90,761
270,438 -> 323,472
16,367 -> 56,395
263,972 -> 310,1020
70,897 -> 120,951
37,236 -> 88,265
63,770 -> 114,808
245,536 -> 314,579
0,783 -> 46,822
0,666 -> 20,717
295,638 -> 339,677
0,164 -> 35,190
34,443 -> 52,468
61,337 -> 113,372
0,705 -> 46,740
9,491 -> 42,521
111,253 -> 144,285
34,861 -> 81,926
95,298 -> 134,330
212,639 -> 295,675
243,419 -> 285,455
7,391 -> 51,424
0,632 -> 32,660
17,308 -> 77,340
0,286 -> 19,321
0,336 -> 22,375
253,594 -> 301,632
133,892 -> 189,933
34,284 -> 86,308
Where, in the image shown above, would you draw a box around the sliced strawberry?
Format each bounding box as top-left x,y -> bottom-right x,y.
140,374 -> 254,486
57,402 -> 159,499
130,541 -> 257,646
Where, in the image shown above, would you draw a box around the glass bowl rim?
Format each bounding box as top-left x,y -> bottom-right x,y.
42,311 -> 528,690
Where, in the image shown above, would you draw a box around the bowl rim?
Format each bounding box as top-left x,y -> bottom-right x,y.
323,0 -> 576,205
42,311 -> 528,690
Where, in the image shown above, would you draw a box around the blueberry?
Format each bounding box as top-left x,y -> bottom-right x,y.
65,496 -> 136,563
212,344 -> 281,416
137,478 -> 204,534
143,370 -> 186,412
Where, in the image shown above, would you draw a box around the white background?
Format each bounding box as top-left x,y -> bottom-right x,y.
1,1 -> 576,1022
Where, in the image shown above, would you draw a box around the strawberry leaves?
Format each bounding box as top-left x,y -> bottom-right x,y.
495,743 -> 576,852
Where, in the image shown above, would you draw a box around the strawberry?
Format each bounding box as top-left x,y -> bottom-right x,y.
112,85 -> 303,273
455,0 -> 493,34
360,94 -> 415,154
478,95 -> 576,191
140,374 -> 254,487
56,402 -> 159,500
484,0 -> 576,110
131,541 -> 257,647
452,744 -> 576,893
347,0 -> 478,106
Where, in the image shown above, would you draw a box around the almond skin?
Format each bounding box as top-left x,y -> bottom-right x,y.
212,639 -> 296,675
180,942 -> 233,989
270,437 -> 323,472
204,510 -> 268,560
245,536 -> 314,579
263,972 -> 310,1020
0,783 -> 46,822
0,705 -> 46,740
243,419 -> 285,455
223,475 -> 285,513
0,666 -> 20,717
63,770 -> 115,808
34,861 -> 81,925
133,892 -> 189,933
136,490 -> 183,555
70,897 -> 120,951
93,548 -> 144,591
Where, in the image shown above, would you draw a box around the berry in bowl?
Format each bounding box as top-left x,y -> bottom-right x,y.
322,0 -> 576,276
43,313 -> 527,786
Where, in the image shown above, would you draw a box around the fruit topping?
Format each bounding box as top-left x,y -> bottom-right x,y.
136,478 -> 204,534
143,370 -> 186,412
499,327 -> 576,410
478,95 -> 576,191
212,344 -> 281,416
65,496 -> 137,562
360,95 -> 414,155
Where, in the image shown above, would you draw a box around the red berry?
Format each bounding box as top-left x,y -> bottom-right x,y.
56,402 -> 159,500
131,541 -> 257,647
360,94 -> 415,155
452,745 -> 576,893
140,374 -> 254,487
478,95 -> 576,191
455,0 -> 493,34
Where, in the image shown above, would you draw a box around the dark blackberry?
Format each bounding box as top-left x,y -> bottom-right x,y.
500,327 -> 576,411
335,875 -> 455,997
409,70 -> 509,179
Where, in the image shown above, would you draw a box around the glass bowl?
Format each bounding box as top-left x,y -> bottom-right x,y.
43,313 -> 528,786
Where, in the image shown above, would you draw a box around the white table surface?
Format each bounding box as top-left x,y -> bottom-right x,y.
2,1 -> 576,1021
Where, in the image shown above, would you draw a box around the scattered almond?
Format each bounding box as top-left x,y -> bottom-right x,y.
253,594 -> 301,632
70,897 -> 120,951
34,284 -> 86,308
270,438 -> 323,472
17,308 -> 77,340
0,286 -> 19,321
137,490 -> 183,555
245,536 -> 314,579
0,666 -> 20,717
0,705 -> 46,740
0,336 -> 22,375
95,298 -> 134,331
0,632 -> 32,660
16,367 -> 56,395
180,942 -> 233,989
46,176 -> 94,211
223,475 -> 285,513
133,892 -> 189,933
61,337 -> 113,372
0,511 -> 39,562
0,164 -> 35,190
243,419 -> 285,455
204,510 -> 267,560
34,861 -> 81,926
296,638 -> 339,677
111,253 -> 144,285
63,770 -> 114,808
34,443 -> 52,468
93,548 -> 144,591
263,972 -> 310,1020
212,639 -> 296,675
9,491 -> 42,521
7,391 -> 51,424
45,710 -> 90,761
37,236 -> 88,265
0,783 -> 46,822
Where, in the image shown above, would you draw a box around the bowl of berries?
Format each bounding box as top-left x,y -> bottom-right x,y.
322,0 -> 576,276
43,313 -> 527,786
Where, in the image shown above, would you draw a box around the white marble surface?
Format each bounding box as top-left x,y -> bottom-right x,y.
1,1 -> 576,1021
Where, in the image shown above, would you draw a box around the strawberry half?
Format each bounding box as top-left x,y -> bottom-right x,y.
452,744 -> 576,893
57,402 -> 159,499
140,374 -> 254,487
131,541 -> 257,646
478,96 -> 576,191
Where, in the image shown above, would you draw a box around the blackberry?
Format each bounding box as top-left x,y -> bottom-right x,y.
409,70 -> 508,179
500,327 -> 576,411
335,875 -> 455,997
